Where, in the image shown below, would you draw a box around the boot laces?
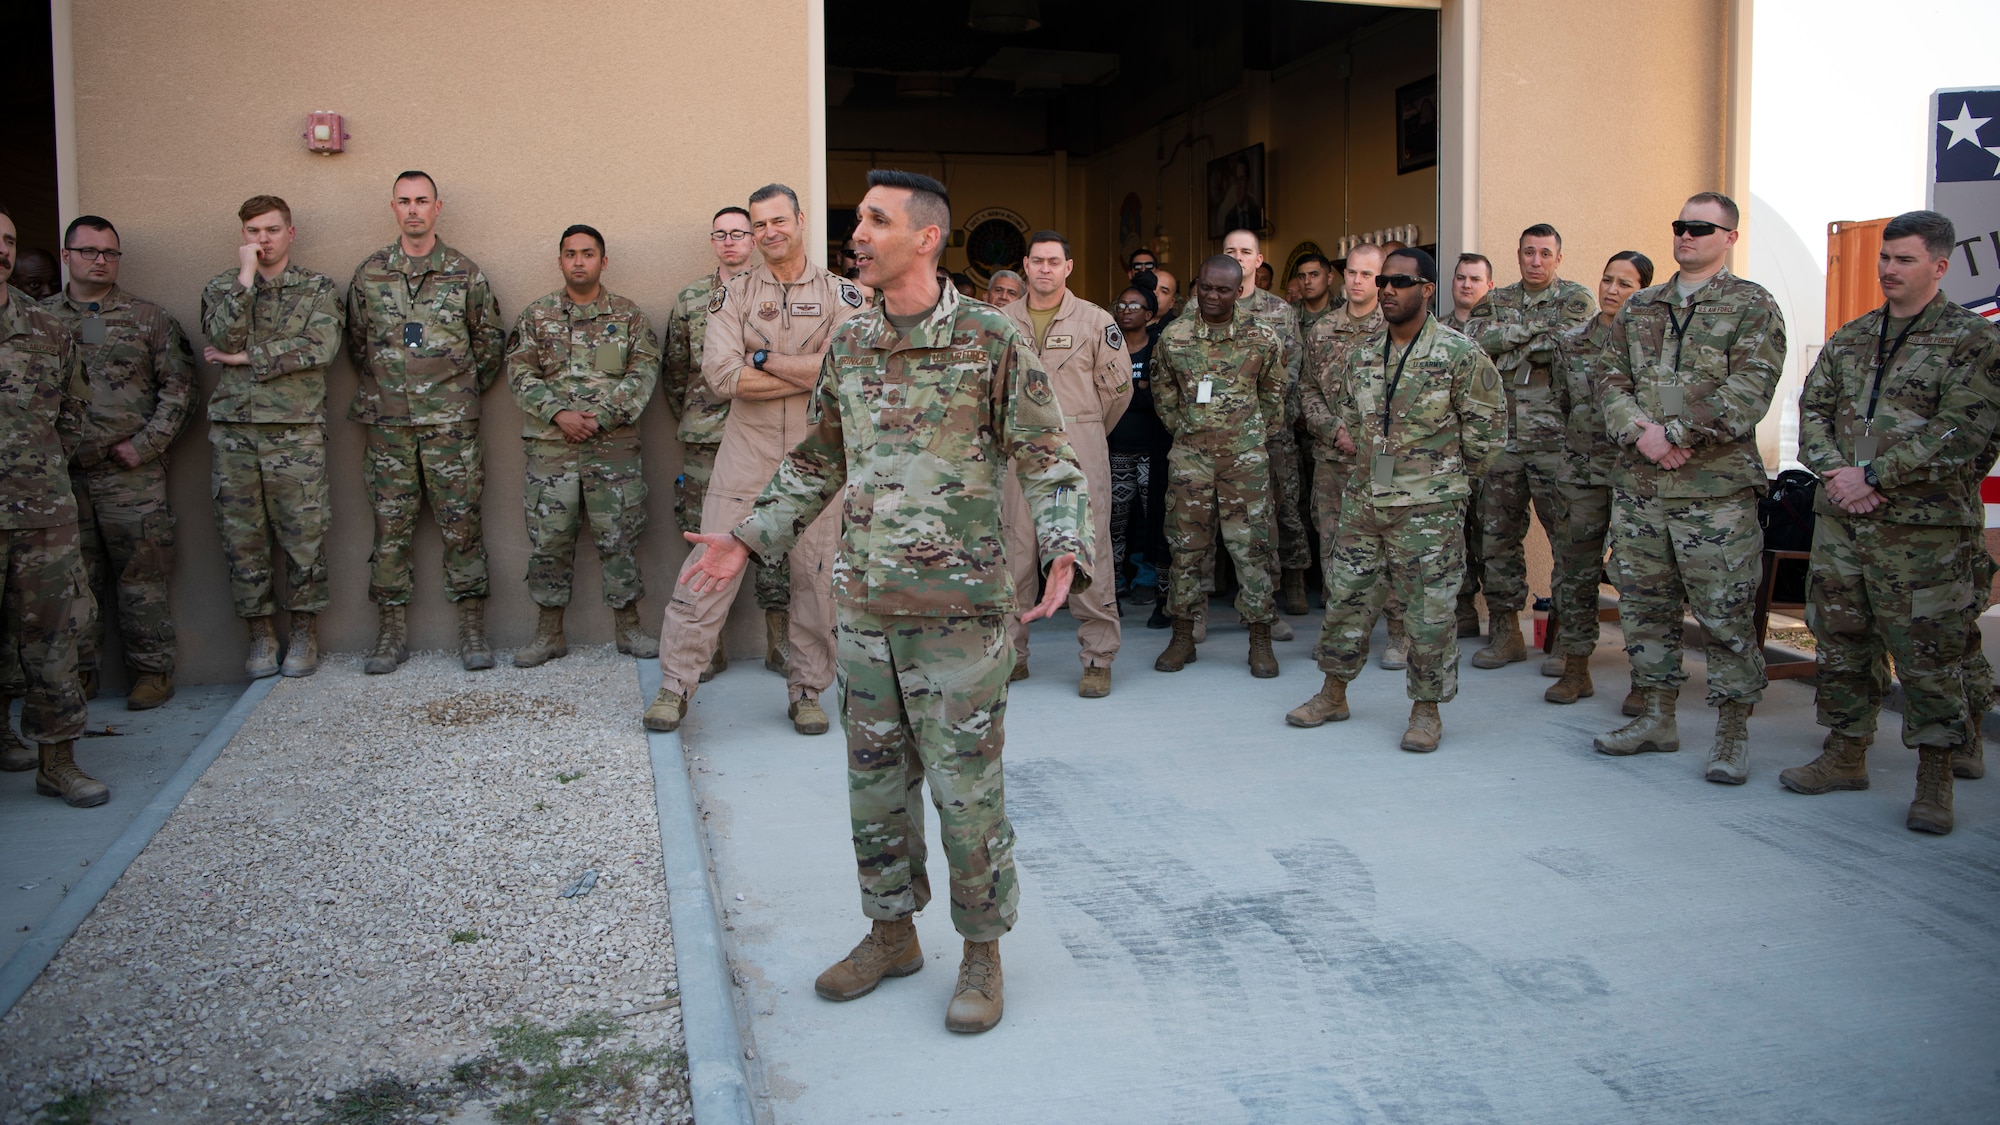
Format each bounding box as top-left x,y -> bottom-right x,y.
957,948 -> 997,997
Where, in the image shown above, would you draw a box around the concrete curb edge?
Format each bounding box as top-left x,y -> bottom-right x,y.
639,661 -> 758,1125
0,674 -> 280,1018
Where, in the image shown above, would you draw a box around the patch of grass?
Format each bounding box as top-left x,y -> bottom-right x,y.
533,800 -> 546,811
450,930 -> 482,944
313,1075 -> 441,1124
37,1085 -> 111,1125
555,771 -> 583,785
469,1011 -> 685,1123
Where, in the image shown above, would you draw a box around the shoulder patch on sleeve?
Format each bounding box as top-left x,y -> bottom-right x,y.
839,280 -> 863,308
1105,323 -> 1124,349
1024,363 -> 1055,407
1470,305 -> 1494,318
707,288 -> 726,314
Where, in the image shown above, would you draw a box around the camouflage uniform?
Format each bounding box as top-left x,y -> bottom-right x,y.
1599,268 -> 1786,703
1470,279 -> 1597,620
1315,316 -> 1505,700
1442,300 -> 1493,622
506,289 -> 661,609
199,264 -> 344,617
1182,289 -> 1306,579
663,269 -> 788,612
1152,307 -> 1286,624
735,282 -> 1090,942
42,286 -> 194,677
345,241 -> 505,605
1298,300 -> 1385,575
1549,317 -> 1618,655
1798,292 -> 2000,748
1,288 -> 92,745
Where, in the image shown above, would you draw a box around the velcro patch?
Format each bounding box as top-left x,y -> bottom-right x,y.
1105,324 -> 1123,348
1046,334 -> 1074,350
1911,334 -> 1955,346
1024,366 -> 1055,406
707,288 -> 725,313
791,302 -> 822,317
1695,304 -> 1732,314
839,281 -> 863,308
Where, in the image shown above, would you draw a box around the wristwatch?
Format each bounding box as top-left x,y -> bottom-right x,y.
752,349 -> 770,371
1863,465 -> 1880,489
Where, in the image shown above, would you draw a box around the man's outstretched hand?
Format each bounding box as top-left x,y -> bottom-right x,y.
680,531 -> 750,594
1022,553 -> 1077,623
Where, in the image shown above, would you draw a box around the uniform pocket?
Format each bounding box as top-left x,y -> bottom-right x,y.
1909,578 -> 1975,661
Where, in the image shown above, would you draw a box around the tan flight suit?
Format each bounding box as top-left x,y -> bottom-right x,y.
656,261 -> 865,702
1000,290 -> 1133,669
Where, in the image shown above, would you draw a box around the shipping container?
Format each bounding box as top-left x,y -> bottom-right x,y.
1825,218 -> 1887,335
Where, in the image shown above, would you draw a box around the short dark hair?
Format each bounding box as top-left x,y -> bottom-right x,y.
64,215 -> 119,247
1520,223 -> 1562,249
864,169 -> 952,251
1685,191 -> 1740,228
0,202 -> 11,219
1118,284 -> 1158,315
559,224 -> 606,254
1386,247 -> 1440,285
1295,253 -> 1331,272
393,170 -> 438,196
1454,252 -> 1493,279
238,194 -> 292,225
1199,254 -> 1243,284
1882,210 -> 1956,261
713,206 -> 750,225
749,183 -> 802,213
1606,250 -> 1656,288
1127,247 -> 1157,266
1027,230 -> 1071,260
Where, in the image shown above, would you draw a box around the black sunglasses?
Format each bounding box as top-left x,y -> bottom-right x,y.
1672,220 -> 1733,238
1129,261 -> 1156,271
1374,274 -> 1426,289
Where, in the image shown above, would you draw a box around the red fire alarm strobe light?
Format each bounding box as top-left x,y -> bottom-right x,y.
304,112 -> 348,154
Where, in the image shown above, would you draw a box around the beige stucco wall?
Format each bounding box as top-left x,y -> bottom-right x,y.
71,0 -> 813,687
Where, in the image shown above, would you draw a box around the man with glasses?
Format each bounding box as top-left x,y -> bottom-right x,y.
40,216 -> 192,709
1595,192 -> 1786,784
1126,248 -> 1158,278
1469,225 -> 1597,674
1286,249 -> 1504,752
345,171 -> 506,676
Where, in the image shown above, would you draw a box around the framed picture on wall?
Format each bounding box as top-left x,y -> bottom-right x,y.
1396,76 -> 1438,175
1206,143 -> 1266,239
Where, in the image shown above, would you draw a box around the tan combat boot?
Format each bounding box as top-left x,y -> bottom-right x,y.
1908,746 -> 1957,834
36,740 -> 109,808
765,610 -> 790,674
1247,622 -> 1280,678
700,644 -> 728,683
1472,612 -> 1527,669
1380,619 -> 1409,671
513,606 -> 568,668
789,694 -> 830,736
364,604 -> 409,675
814,917 -> 923,1001
1780,731 -> 1870,794
1706,700 -> 1751,785
1621,684 -> 1645,717
1544,654 -> 1595,705
280,612 -> 319,678
1,697 -> 35,771
126,671 -> 174,711
1953,742 -> 1985,780
1455,597 -> 1482,639
1540,652 -> 1565,677
945,939 -> 1004,1034
458,597 -> 495,671
613,604 -> 658,659
1155,617 -> 1197,672
245,615 -> 281,679
1078,665 -> 1111,698
1192,613 -> 1208,644
642,686 -> 685,732
1270,617 -> 1294,642
1594,688 -> 1680,755
1286,674 -> 1351,727
1280,568 -> 1309,616
1400,701 -> 1443,753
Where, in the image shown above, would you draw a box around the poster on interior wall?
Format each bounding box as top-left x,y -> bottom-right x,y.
960,207 -> 1031,288
1206,143 -> 1266,239
1397,76 -> 1438,175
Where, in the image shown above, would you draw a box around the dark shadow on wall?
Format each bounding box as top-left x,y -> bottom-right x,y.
0,4 -> 59,257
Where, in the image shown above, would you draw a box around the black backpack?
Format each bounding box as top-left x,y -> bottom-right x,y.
1759,469 -> 1818,602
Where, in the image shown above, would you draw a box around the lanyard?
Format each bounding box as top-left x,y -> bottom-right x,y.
1864,304 -> 1916,425
1663,302 -> 1693,374
1380,332 -> 1417,435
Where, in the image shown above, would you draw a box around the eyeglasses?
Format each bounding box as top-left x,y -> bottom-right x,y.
1112,301 -> 1148,311
65,247 -> 122,261
1671,220 -> 1733,238
709,230 -> 752,242
1374,274 -> 1426,289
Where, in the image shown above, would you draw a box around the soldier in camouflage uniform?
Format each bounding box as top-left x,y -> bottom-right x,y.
1468,226 -> 1597,672
0,206 -> 107,806
42,215 -> 193,710
506,224 -> 661,667
681,171 -> 1091,1035
1287,249 -> 1505,752
1221,231 -> 1311,628
1151,256 -> 1287,677
1781,211 -> 2000,835
345,172 -> 505,675
1442,252 -> 1496,637
1594,193 -> 1787,784
199,195 -> 345,679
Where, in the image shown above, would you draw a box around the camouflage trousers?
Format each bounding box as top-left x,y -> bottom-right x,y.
1609,485 -> 1765,704
1458,480 -> 1485,621
1,522 -> 91,744
836,609 -> 1018,942
1310,455 -> 1402,633
523,435 -> 647,610
1165,437 -> 1274,624
1478,449 -> 1569,614
678,442 -> 788,612
1807,513 -> 1982,749
1316,497 -> 1467,702
1967,550 -> 1997,721
74,459 -> 176,676
1551,481 -> 1612,656
1267,427 -> 1311,570
364,422 -> 488,606
210,422 -> 330,618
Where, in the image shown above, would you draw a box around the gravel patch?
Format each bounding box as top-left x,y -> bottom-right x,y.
0,647 -> 691,1125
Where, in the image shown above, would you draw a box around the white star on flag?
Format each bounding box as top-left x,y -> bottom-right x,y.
1942,103 -> 1991,149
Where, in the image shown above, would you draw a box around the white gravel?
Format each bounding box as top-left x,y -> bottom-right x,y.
0,647 -> 692,1124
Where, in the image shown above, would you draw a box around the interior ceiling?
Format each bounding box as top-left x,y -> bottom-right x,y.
824,0 -> 1405,156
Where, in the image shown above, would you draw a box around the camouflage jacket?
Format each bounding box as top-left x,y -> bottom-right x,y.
1554,317 -> 1618,487
1799,291 -> 2000,527
1299,300 -> 1385,463
1294,295 -> 1343,340
505,289 -> 661,443
343,240 -> 505,425
662,269 -> 734,445
1151,306 -> 1287,455
1184,286 -> 1303,419
735,283 -> 1091,617
0,288 -> 88,529
42,285 -> 195,469
1600,268 -> 1787,499
1335,314 -> 1506,509
199,263 -> 344,425
1471,278 -> 1597,452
